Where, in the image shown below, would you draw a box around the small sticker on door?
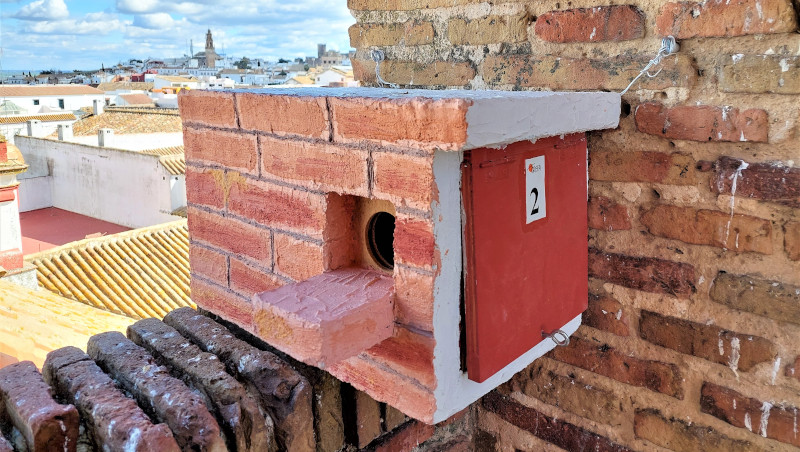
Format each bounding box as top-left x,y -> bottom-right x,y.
525,156 -> 546,224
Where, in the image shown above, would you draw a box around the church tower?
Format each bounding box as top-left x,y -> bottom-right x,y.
205,29 -> 217,68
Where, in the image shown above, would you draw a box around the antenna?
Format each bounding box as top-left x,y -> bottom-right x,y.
190,39 -> 194,57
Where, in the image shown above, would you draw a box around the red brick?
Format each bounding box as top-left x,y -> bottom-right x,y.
365,327 -> 435,390
639,310 -> 776,371
588,196 -> 631,231
634,409 -> 754,452
393,215 -> 436,269
590,150 -> 697,185
330,96 -> 469,151
260,136 -> 368,196
189,245 -> 227,287
188,207 -> 271,263
635,102 -> 768,143
712,156 -> 800,208
356,390 -> 383,448
584,293 -> 629,336
656,0 -> 798,38
236,92 -> 329,140
190,278 -> 253,330
178,90 -> 237,128
786,221 -> 800,261
186,167 -> 225,209
227,178 -> 327,238
588,248 -> 696,298
373,152 -> 434,211
785,356 -> 800,382
641,205 -> 773,254
482,391 -> 633,452
535,6 -> 644,42
482,54 -> 696,91
394,266 -> 434,332
701,382 -> 800,447
229,258 -> 284,298
328,357 -> 436,423
371,421 -> 435,452
183,127 -> 258,174
549,337 -> 683,398
273,233 -> 325,281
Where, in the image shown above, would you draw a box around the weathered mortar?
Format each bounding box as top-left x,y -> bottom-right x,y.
348,0 -> 800,450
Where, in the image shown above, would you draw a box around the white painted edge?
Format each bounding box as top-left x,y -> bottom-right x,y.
464,92 -> 621,150
430,149 -> 583,424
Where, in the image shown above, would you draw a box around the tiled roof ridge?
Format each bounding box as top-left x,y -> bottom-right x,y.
101,107 -> 179,115
158,153 -> 186,175
25,219 -> 187,260
0,113 -> 76,124
140,145 -> 184,156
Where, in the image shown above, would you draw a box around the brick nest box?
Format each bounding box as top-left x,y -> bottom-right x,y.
179,88 -> 619,423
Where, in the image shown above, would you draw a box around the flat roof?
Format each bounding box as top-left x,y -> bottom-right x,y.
20,207 -> 130,255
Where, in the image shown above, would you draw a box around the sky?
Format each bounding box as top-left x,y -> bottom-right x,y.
0,0 -> 355,71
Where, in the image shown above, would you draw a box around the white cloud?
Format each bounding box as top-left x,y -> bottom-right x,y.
132,13 -> 180,29
115,0 -> 160,14
12,0 -> 69,20
23,12 -> 128,35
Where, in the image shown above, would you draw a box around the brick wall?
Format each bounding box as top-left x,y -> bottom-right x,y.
348,0 -> 800,450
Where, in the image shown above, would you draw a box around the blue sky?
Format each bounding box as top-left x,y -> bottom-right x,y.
0,0 -> 355,70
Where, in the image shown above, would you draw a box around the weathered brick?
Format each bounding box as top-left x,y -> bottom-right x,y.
260,136 -> 368,197
384,405 -> 407,431
640,205 -> 773,254
273,233 -> 325,281
356,390 -> 383,448
521,363 -> 625,425
186,167 -> 225,209
369,421 -> 435,452
0,361 -> 79,452
701,382 -> 800,447
590,150 -> 697,185
720,54 -> 800,94
191,277 -> 254,328
313,372 -> 345,452
786,221 -> 800,260
394,266 -> 434,332
588,248 -> 696,298
448,15 -> 528,45
656,0 -> 798,38
229,258 -> 284,297
550,336 -> 683,398
588,196 -> 631,231
348,0 -> 481,11
710,272 -> 800,326
639,310 -> 776,372
712,156 -> 800,208
394,215 -> 436,268
189,244 -> 227,287
188,207 -> 271,263
634,409 -> 753,452
372,152 -> 434,211
535,6 -> 644,42
482,391 -> 633,452
785,356 -> 800,382
635,103 -> 768,143
227,178 -> 327,238
179,90 -> 236,128
184,127 -> 258,174
352,59 -> 476,88
364,327 -> 435,390
584,293 -> 629,336
349,21 -> 434,47
236,92 -> 329,140
482,54 -> 695,90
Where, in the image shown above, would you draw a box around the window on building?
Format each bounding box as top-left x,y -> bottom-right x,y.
33,99 -> 40,105
58,99 -> 65,109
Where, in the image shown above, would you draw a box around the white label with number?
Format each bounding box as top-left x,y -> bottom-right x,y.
525,156 -> 546,224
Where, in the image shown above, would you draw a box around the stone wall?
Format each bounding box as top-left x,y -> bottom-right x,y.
347,0 -> 800,450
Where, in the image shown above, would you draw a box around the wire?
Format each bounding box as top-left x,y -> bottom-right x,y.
621,36 -> 680,95
371,50 -> 399,89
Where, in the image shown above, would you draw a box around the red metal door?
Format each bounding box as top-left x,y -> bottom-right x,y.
462,133 -> 588,382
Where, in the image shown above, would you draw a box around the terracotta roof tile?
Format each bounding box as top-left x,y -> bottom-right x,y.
0,85 -> 104,97
159,154 -> 186,175
70,109 -> 182,136
141,145 -> 184,156
0,113 -> 76,124
119,94 -> 154,105
26,220 -> 193,320
96,82 -> 154,92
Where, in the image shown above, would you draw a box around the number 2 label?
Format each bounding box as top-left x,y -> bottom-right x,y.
525,156 -> 546,224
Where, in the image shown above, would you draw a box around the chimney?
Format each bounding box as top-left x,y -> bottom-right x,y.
98,129 -> 113,147
26,120 -> 41,137
0,142 -> 28,274
57,124 -> 73,141
93,99 -> 104,116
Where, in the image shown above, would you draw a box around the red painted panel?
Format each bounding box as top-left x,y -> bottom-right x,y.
462,134 -> 588,382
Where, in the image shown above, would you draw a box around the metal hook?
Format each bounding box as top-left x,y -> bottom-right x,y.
371,49 -> 399,89
620,36 -> 680,95
542,329 -> 570,347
